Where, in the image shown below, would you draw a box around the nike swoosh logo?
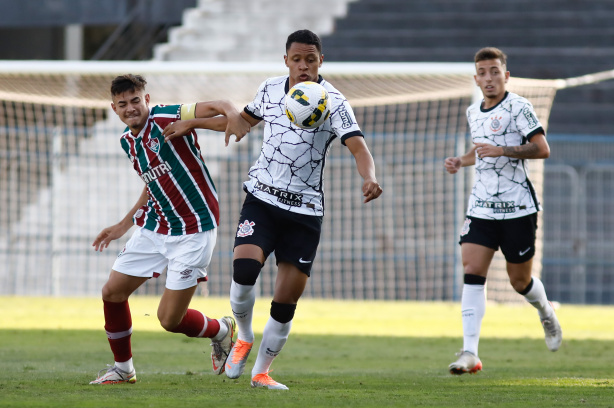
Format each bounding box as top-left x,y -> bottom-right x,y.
298,258 -> 311,264
519,247 -> 531,256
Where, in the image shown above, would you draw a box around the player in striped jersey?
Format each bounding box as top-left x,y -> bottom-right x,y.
444,48 -> 562,375
89,74 -> 250,385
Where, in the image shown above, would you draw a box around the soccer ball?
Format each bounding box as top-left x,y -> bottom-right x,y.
284,81 -> 331,129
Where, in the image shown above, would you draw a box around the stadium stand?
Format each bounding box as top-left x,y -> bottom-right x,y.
321,0 -> 614,135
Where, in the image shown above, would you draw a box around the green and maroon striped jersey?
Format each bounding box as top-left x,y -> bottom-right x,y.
120,104 -> 218,235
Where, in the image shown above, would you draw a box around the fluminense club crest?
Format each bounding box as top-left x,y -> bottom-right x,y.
146,138 -> 160,153
237,220 -> 255,237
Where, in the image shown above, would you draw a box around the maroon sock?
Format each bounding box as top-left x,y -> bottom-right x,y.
170,309 -> 221,338
103,300 -> 132,362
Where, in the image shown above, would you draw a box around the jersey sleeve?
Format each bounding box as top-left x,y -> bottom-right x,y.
516,101 -> 544,140
150,104 -> 181,132
244,80 -> 267,121
329,94 -> 363,145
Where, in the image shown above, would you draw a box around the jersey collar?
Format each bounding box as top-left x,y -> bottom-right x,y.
284,75 -> 324,93
480,91 -> 509,113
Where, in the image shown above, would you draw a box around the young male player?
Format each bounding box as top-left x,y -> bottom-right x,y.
89,74 -> 249,384
165,29 -> 382,389
444,47 -> 562,375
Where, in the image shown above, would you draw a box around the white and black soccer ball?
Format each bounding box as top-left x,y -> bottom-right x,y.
284,81 -> 331,129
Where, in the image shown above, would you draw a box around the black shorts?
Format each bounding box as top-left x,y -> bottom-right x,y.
234,192 -> 323,276
459,213 -> 538,264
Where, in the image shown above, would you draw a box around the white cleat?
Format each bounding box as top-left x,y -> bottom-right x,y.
449,350 -> 483,375
541,310 -> 562,352
251,372 -> 289,390
89,364 -> 136,385
211,316 -> 236,375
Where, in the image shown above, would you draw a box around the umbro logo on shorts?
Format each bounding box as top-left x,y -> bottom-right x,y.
180,269 -> 193,280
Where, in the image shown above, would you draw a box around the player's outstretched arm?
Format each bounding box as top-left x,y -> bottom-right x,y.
444,146 -> 477,174
163,100 -> 250,142
92,187 -> 148,252
225,111 -> 260,146
345,136 -> 383,203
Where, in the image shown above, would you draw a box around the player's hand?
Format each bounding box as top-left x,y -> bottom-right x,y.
362,179 -> 382,203
224,114 -> 251,146
444,157 -> 462,174
92,223 -> 131,252
162,121 -> 192,142
474,142 -> 503,159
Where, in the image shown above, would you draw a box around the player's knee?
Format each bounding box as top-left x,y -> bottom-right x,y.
513,276 -> 533,294
101,283 -> 129,303
157,313 -> 180,332
270,301 -> 297,324
233,258 -> 262,286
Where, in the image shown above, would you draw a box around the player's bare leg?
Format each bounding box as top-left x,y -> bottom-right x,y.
158,286 -> 234,373
509,260 -> 562,351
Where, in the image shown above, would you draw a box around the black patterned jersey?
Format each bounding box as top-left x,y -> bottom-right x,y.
466,91 -> 545,220
243,75 -> 363,216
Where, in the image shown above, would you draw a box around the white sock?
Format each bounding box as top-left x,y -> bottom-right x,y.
115,358 -> 134,373
230,281 -> 256,343
211,318 -> 229,342
523,277 -> 553,320
251,317 -> 292,377
461,283 -> 486,356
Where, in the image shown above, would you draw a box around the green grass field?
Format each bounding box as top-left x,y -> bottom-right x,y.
1,297 -> 613,407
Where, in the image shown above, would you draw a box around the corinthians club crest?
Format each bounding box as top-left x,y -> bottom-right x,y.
146,138 -> 160,153
490,116 -> 503,132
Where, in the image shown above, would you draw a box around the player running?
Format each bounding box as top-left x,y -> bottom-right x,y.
444,47 -> 562,375
164,29 -> 383,389
89,74 -> 249,385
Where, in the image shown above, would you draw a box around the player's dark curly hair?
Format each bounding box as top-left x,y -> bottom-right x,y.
110,74 -> 147,97
286,29 -> 322,54
474,47 -> 507,67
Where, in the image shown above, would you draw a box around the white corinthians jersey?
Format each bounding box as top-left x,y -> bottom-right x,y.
466,91 -> 545,220
243,75 -> 363,216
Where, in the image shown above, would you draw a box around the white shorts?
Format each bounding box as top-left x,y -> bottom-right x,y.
112,227 -> 217,290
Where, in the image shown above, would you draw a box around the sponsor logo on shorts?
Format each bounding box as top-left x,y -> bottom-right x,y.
476,200 -> 516,214
237,220 -> 255,237
298,258 -> 312,264
519,247 -> 532,256
117,246 -> 127,258
461,218 -> 471,236
254,180 -> 303,207
180,269 -> 193,280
